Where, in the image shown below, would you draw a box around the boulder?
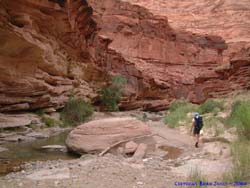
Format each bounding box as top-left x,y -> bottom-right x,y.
124,141 -> 138,154
131,143 -> 148,161
66,117 -> 153,154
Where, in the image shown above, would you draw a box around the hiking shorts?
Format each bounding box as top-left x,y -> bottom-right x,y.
193,127 -> 201,135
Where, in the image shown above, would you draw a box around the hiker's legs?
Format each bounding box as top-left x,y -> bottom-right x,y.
193,134 -> 200,147
196,134 -> 200,145
193,127 -> 201,147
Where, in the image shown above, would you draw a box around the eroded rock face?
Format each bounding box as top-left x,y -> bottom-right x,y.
88,0 -> 250,110
65,117 -> 153,154
123,0 -> 250,42
0,0 -> 99,112
0,0 -> 249,112
120,0 -> 250,106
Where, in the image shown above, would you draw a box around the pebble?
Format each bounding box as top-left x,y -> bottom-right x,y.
18,183 -> 23,187
137,181 -> 144,185
54,181 -> 59,186
182,156 -> 191,160
0,146 -> 8,152
142,157 -> 152,162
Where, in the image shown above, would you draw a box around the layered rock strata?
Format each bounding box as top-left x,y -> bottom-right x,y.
0,0 -> 99,112
0,0 -> 249,112
120,0 -> 250,108
88,0 -> 250,110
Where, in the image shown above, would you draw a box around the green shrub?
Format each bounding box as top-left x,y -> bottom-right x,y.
41,116 -> 56,127
226,140 -> 250,181
169,100 -> 190,112
35,109 -> 44,116
100,75 -> 127,111
198,99 -> 224,114
225,101 -> 243,126
61,98 -> 93,126
28,123 -> 38,129
164,100 -> 198,128
227,101 -> 250,140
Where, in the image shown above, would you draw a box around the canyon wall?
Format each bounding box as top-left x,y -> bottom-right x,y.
0,0 -> 100,112
0,0 -> 249,112
88,0 -> 250,110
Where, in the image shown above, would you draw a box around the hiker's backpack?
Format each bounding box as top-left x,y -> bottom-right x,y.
194,116 -> 203,129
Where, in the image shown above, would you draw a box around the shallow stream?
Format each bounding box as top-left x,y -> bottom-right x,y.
0,131 -> 77,176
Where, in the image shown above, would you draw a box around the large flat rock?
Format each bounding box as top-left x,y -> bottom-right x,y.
0,113 -> 39,128
66,117 -> 152,154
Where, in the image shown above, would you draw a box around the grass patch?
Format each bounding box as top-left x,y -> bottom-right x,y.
41,116 -> 56,127
164,100 -> 198,128
224,140 -> 250,182
203,116 -> 225,136
188,167 -> 207,187
226,100 -> 250,140
61,98 -> 93,127
28,123 -> 38,129
214,125 -> 225,136
198,99 -> 224,115
203,116 -> 220,128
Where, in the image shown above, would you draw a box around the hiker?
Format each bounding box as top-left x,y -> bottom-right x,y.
191,112 -> 203,148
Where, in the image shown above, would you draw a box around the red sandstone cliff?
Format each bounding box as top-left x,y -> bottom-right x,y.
88,0 -> 250,110
0,0 -> 249,112
0,0 -> 100,112
121,0 -> 250,108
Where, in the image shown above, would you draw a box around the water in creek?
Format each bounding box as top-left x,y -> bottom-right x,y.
0,131 -> 78,176
159,145 -> 183,160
